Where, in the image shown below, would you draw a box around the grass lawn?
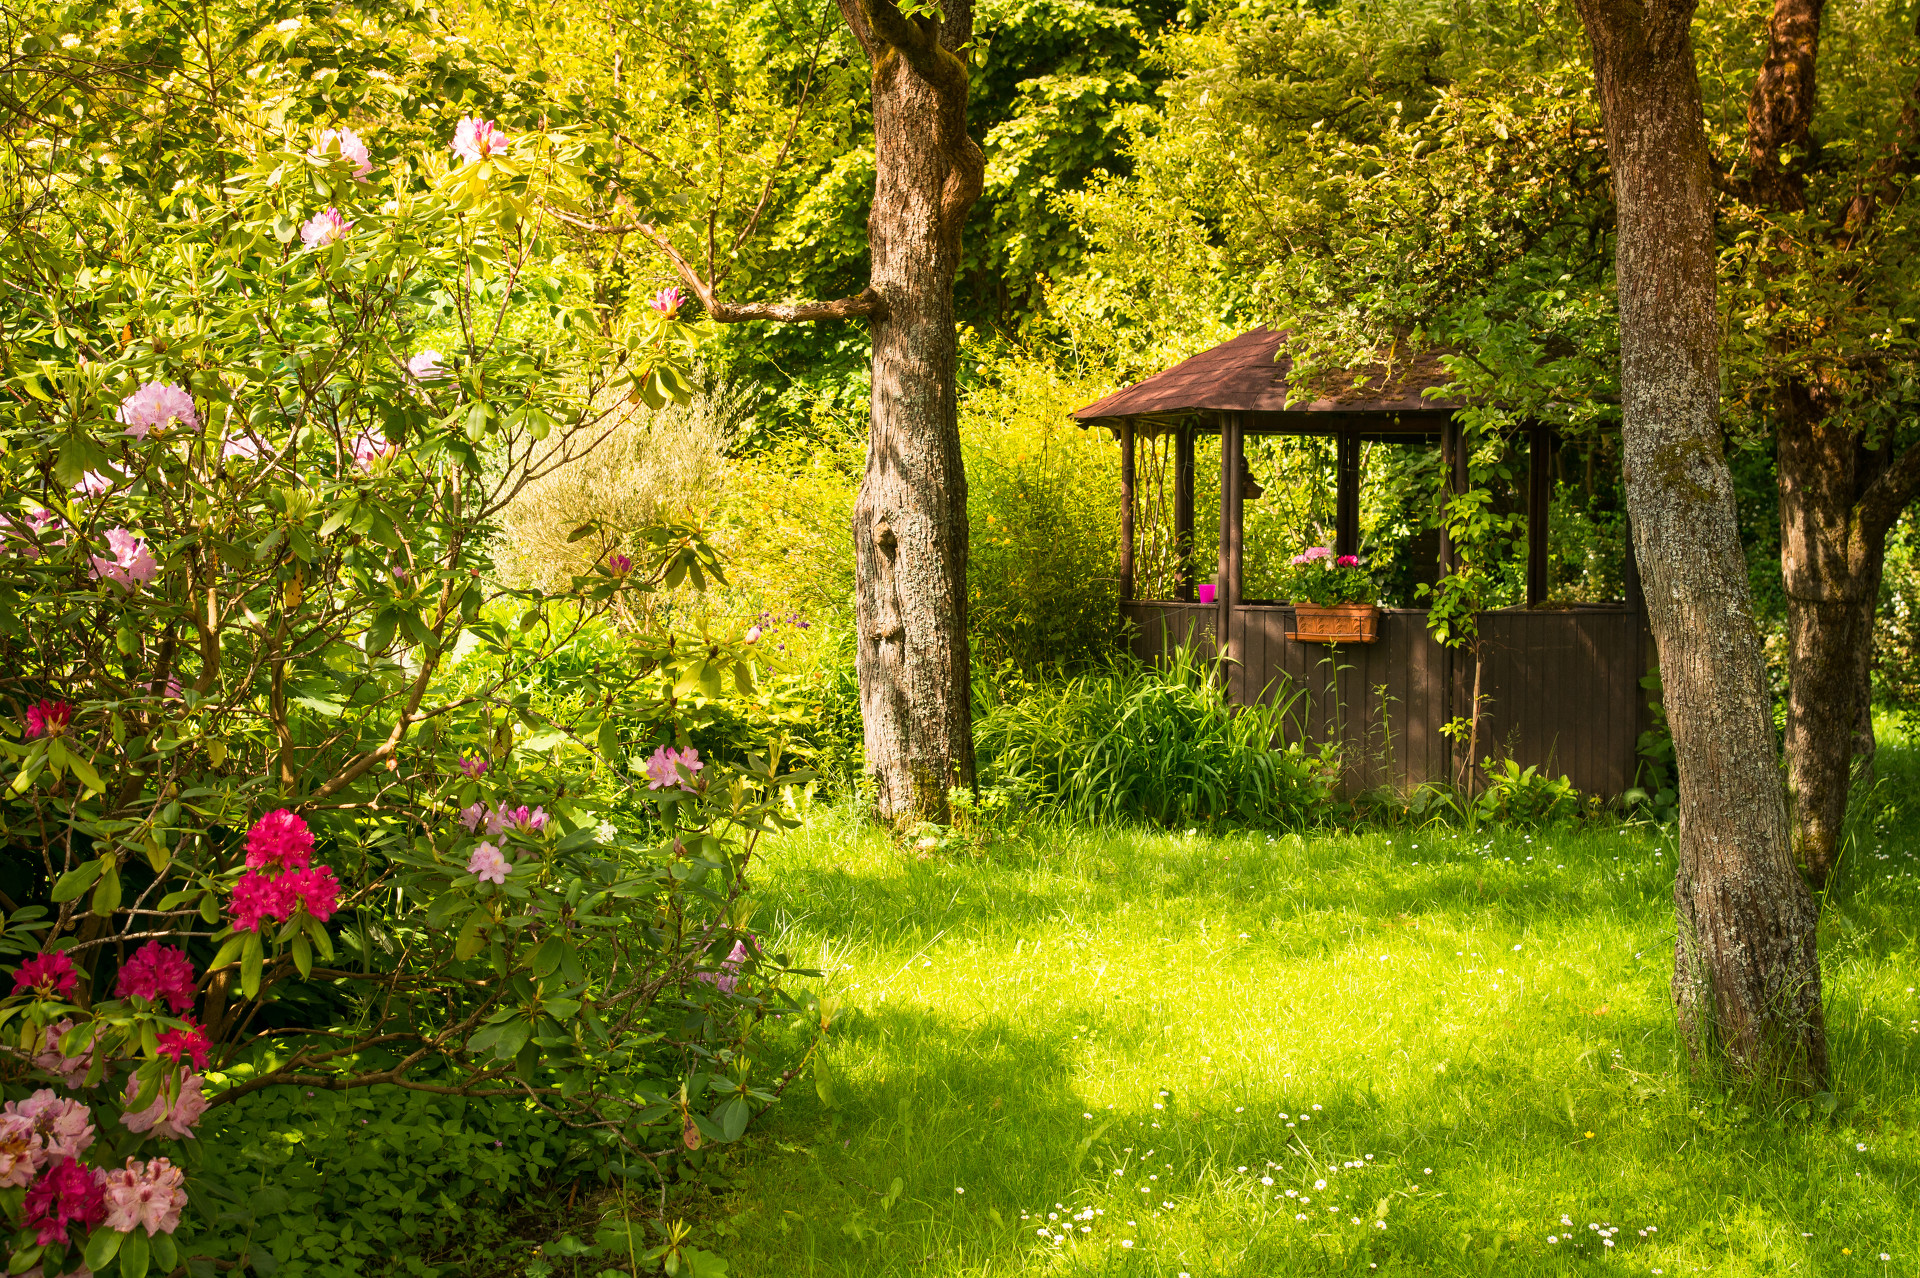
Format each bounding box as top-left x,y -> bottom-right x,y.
709,765 -> 1920,1276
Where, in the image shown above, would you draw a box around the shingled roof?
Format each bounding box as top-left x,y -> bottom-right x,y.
1073,327 -> 1465,424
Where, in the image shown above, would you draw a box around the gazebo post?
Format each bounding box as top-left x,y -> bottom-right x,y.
1438,416 -> 1468,573
1335,431 -> 1360,557
1527,425 -> 1551,605
1119,418 -> 1136,602
1228,414 -> 1245,607
1215,415 -> 1237,678
1175,424 -> 1195,602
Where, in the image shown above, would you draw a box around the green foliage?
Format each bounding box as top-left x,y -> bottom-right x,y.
1624,669 -> 1679,822
973,647 -> 1331,826
1472,757 -> 1583,828
1270,548 -> 1378,607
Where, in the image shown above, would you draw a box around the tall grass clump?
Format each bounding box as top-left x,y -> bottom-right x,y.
975,647 -> 1329,825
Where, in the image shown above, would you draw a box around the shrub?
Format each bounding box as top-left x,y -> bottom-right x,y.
974,648 -> 1330,826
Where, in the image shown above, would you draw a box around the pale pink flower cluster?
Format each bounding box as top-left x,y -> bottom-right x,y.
300,206 -> 353,250
697,939 -> 751,995
466,842 -> 510,885
0,1090 -> 95,1188
117,381 -> 197,439
102,1156 -> 187,1235
451,116 -> 510,163
311,126 -> 372,178
406,350 -> 447,381
459,801 -> 550,839
645,745 -> 703,792
90,528 -> 160,591
120,1070 -> 208,1141
3,508 -> 63,557
353,426 -> 397,471
222,430 -> 269,461
32,1019 -> 93,1089
73,470 -> 117,498
1289,545 -> 1334,567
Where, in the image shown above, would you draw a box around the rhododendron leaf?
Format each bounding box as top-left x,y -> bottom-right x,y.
84,1225 -> 124,1270
531,936 -> 566,978
50,856 -> 106,902
150,1233 -> 177,1274
492,1016 -> 531,1061
291,931 -> 312,978
8,1244 -> 44,1275
307,915 -> 335,961
64,747 -> 103,795
240,929 -> 264,997
715,1095 -> 750,1142
118,1226 -> 149,1278
455,910 -> 488,961
198,893 -> 222,925
90,862 -> 123,917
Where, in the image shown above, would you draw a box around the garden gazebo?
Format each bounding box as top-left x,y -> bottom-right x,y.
1074,327 -> 1651,796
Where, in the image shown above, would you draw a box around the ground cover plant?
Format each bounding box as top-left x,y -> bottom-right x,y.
703,784 -> 1920,1275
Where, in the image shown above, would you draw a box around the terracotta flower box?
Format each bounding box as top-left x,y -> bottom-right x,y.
1292,602 -> 1381,644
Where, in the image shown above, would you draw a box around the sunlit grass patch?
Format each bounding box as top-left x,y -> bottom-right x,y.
716,799 -> 1920,1276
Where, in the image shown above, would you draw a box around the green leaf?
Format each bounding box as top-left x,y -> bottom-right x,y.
50,858 -> 106,903
291,931 -> 312,978
90,862 -> 123,917
83,1226 -> 124,1270
118,1227 -> 149,1278
530,936 -> 566,978
150,1232 -> 177,1273
62,747 -> 104,794
207,934 -> 247,972
241,929 -> 264,998
454,909 -> 489,961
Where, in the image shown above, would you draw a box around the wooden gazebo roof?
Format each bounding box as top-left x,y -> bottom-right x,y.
1073,327 -> 1464,432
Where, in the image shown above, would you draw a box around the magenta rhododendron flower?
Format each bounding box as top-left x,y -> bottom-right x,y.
644,745 -> 703,792
648,286 -> 684,317
300,206 -> 353,250
90,527 -> 160,591
32,1019 -> 93,1088
9,1091 -> 95,1161
353,426 -> 397,471
406,350 -> 447,381
458,756 -> 488,778
103,1156 -> 188,1235
120,1071 -> 208,1141
117,381 -> 197,439
451,116 -> 510,163
24,698 -> 73,739
12,950 -> 78,998
312,126 -> 372,178
22,1156 -> 106,1245
606,552 -> 633,575
467,842 -> 510,885
246,808 -> 314,871
282,865 -> 341,921
228,871 -> 284,933
1336,554 -> 1359,567
156,1020 -> 211,1071
114,941 -> 198,1014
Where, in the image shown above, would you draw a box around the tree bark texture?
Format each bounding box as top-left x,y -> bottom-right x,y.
1574,0 -> 1829,1087
837,0 -> 985,822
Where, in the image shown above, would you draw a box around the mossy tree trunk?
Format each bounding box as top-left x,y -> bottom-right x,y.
1573,0 -> 1830,1088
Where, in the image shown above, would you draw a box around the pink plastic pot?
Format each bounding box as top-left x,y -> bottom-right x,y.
1198,584 -> 1217,604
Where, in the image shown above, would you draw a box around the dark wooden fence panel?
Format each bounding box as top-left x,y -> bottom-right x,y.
1121,601 -> 1643,796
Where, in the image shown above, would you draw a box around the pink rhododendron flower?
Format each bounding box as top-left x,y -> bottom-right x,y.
73,470 -> 116,498
9,1091 -> 95,1161
4,508 -> 64,557
353,426 -> 397,471
458,756 -> 488,778
459,801 -> 488,832
406,350 -> 447,381
246,808 -> 315,871
312,126 -> 372,178
103,1156 -> 187,1236
0,1112 -> 41,1187
648,286 -> 684,317
451,116 -> 510,163
281,865 -> 341,921
1336,554 -> 1359,567
222,430 -> 269,461
90,527 -> 160,591
228,870 -> 286,933
117,381 -> 197,439
644,745 -> 703,792
22,1156 -> 106,1245
24,698 -> 73,739
301,206 -> 353,250
1302,545 -> 1333,561
156,1019 -> 211,1071
467,842 -> 510,885
745,625 -> 762,644
114,941 -> 198,1013
12,950 -> 78,997
151,673 -> 184,701
33,1019 -> 93,1088
698,940 -> 751,995
606,552 -> 633,575
482,804 -> 549,838
120,1071 -> 207,1141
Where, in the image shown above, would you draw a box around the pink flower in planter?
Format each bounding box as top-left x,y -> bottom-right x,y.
1336,554 -> 1359,567
451,116 -> 510,163
1289,554 -> 1309,566
1302,546 -> 1332,561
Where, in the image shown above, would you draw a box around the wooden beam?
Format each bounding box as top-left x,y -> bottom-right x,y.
1228,413 -> 1245,608
1175,424 -> 1195,602
1527,426 -> 1551,605
1335,432 -> 1361,556
1438,417 -> 1463,574
1119,418 -> 1136,602
1216,415 -> 1235,675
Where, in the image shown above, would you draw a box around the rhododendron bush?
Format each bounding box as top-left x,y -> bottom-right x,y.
0,111 -> 815,1276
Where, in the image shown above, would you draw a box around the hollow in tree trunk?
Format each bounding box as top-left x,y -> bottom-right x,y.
1573,0 -> 1829,1088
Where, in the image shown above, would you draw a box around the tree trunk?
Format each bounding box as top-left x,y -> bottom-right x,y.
1574,0 -> 1829,1088
839,0 -> 985,822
